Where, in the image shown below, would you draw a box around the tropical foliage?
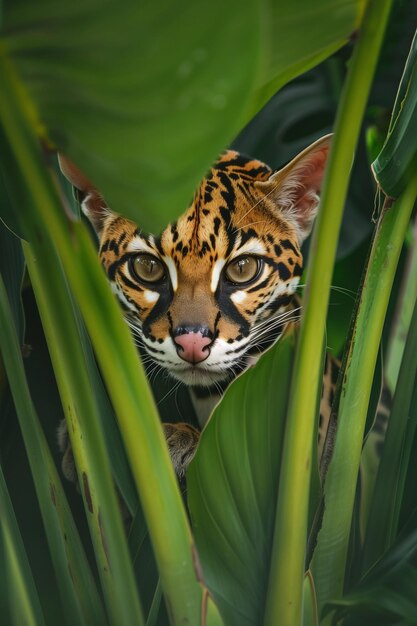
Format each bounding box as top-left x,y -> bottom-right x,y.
1,0 -> 417,625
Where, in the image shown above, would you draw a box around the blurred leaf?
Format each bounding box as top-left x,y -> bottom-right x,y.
0,0 -> 361,231
372,30 -> 417,197
0,466 -> 46,626
187,330 -> 295,626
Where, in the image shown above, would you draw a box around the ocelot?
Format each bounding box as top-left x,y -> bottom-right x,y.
58,135 -> 340,480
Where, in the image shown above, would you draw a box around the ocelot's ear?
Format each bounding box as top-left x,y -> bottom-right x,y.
58,154 -> 112,235
256,134 -> 332,243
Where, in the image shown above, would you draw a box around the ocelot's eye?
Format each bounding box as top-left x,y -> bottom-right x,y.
130,254 -> 165,283
224,256 -> 261,284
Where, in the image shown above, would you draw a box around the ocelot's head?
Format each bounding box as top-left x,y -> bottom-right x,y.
59,135 -> 331,387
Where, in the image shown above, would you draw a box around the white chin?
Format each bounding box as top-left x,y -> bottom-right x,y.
169,366 -> 228,387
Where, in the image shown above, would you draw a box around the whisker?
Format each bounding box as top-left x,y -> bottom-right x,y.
233,181 -> 281,226
232,220 -> 267,234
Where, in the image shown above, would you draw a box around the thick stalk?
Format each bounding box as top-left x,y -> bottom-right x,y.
312,178 -> 417,616
0,47 -> 220,626
385,218 -> 417,392
362,243 -> 417,570
0,275 -> 107,626
263,1 -> 393,624
23,243 -> 143,626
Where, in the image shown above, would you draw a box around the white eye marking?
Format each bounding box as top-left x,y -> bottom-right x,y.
231,290 -> 247,304
233,241 -> 267,257
211,259 -> 226,292
163,256 -> 178,291
127,237 -> 156,255
144,290 -> 159,303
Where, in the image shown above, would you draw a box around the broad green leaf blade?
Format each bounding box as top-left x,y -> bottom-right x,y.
0,466 -> 46,626
0,274 -> 107,626
254,0 -> 361,110
372,30 -> 417,197
187,330 -> 295,626
1,0 -> 259,231
1,0 -> 360,232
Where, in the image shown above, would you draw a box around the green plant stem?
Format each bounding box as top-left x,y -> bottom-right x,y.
312,177 -> 417,617
0,275 -> 106,625
0,466 -> 46,626
385,217 -> 417,392
0,48 -> 220,626
23,243 -> 143,626
363,246 -> 417,570
263,1 -> 393,624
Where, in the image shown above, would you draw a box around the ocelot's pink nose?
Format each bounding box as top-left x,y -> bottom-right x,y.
174,331 -> 212,364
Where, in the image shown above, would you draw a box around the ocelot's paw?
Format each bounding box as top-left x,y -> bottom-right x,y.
57,419 -> 200,485
163,422 -> 200,478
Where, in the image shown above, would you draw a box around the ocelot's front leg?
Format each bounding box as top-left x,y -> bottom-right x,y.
57,420 -> 200,486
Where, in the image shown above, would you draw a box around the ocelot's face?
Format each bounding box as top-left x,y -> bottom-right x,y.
59,138 -> 330,386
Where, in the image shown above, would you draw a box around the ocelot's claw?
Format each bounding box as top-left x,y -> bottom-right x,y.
163,422 -> 200,478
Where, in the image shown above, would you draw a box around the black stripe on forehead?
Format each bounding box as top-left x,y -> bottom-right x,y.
280,238 -> 301,256
236,228 -> 259,249
218,171 -> 236,211
214,152 -> 271,178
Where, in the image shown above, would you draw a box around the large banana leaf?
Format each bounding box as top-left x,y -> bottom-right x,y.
0,0 -> 361,232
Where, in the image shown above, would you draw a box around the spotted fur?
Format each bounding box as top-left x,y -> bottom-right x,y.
58,136 -> 333,478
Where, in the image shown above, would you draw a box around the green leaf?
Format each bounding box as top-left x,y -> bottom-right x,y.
363,291 -> 417,570
0,62 -> 208,624
0,274 -> 107,626
303,571 -> 318,626
312,176 -> 417,617
0,200 -> 25,343
187,330 -> 295,626
264,0 -> 395,622
0,0 -> 360,232
0,466 -> 46,626
325,523 -> 417,625
23,243 -> 145,626
372,30 -> 417,197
